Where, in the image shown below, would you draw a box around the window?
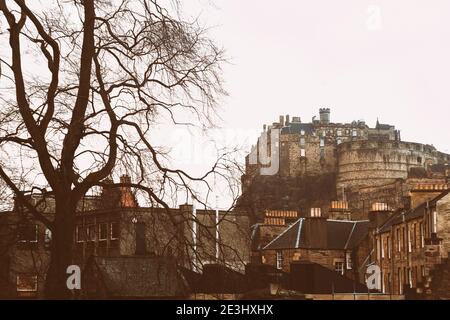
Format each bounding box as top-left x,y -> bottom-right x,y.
300,137 -> 305,146
76,225 -> 85,243
402,227 -> 406,251
16,274 -> 38,293
320,148 -> 325,159
99,223 -> 108,241
110,222 -> 119,240
408,227 -> 412,253
300,149 -> 306,157
420,223 -> 424,248
300,130 -> 305,136
335,261 -> 344,275
432,211 -> 437,234
320,138 -> 325,147
87,225 -> 96,241
381,237 -> 385,258
18,224 -> 38,243
337,130 -> 342,136
352,129 -> 357,137
44,228 -> 52,248
345,252 -> 352,270
276,251 -> 284,270
336,138 -> 342,145
408,268 -> 412,288
396,228 -> 401,252
387,236 -> 391,258
417,157 -> 422,164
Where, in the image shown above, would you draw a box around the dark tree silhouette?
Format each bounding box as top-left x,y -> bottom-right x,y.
0,0 -> 237,298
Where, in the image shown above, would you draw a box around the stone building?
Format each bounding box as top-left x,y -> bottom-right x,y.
253,207 -> 370,286
371,187 -> 450,296
0,176 -> 250,299
238,109 -> 450,221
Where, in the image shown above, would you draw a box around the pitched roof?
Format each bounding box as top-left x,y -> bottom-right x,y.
263,218 -> 369,251
281,123 -> 314,135
377,189 -> 450,233
89,256 -> 187,298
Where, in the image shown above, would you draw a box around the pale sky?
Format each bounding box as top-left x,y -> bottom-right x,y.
2,1 -> 450,209
180,0 -> 450,155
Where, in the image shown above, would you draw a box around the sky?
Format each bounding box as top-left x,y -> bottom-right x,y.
2,0 -> 450,209
177,0 -> 450,154
156,0 -> 450,208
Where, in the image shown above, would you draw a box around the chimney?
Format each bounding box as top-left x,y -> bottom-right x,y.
368,203 -> 392,229
329,201 -> 351,221
279,115 -> 285,126
285,115 -> 290,125
319,108 -> 331,124
409,184 -> 447,209
302,208 -> 327,248
119,175 -> 138,208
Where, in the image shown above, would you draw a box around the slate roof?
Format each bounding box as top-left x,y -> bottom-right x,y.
281,123 -> 314,135
88,256 -> 188,298
263,218 -> 369,251
377,189 -> 450,234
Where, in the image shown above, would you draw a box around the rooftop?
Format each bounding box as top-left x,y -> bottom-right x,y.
263,218 -> 369,251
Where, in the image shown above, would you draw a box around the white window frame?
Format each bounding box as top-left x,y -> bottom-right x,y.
75,225 -> 84,243
387,236 -> 391,259
99,223 -> 108,241
420,223 -> 424,248
44,228 -> 52,247
87,225 -> 96,242
110,222 -> 119,240
335,261 -> 344,275
276,251 -> 283,270
345,252 -> 352,270
300,149 -> 306,157
408,227 -> 412,253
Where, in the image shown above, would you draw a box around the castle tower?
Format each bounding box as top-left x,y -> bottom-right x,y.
319,108 -> 331,124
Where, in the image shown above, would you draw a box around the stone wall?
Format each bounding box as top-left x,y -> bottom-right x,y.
337,140 -> 449,191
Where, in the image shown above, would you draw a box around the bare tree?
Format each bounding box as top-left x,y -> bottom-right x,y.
0,0 -> 236,298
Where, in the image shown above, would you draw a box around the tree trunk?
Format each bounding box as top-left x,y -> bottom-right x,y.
44,197 -> 76,299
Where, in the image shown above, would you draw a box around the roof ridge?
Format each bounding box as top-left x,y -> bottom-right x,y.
263,218 -> 303,250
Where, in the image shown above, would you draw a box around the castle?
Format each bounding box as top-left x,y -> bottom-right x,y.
239,108 -> 450,221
